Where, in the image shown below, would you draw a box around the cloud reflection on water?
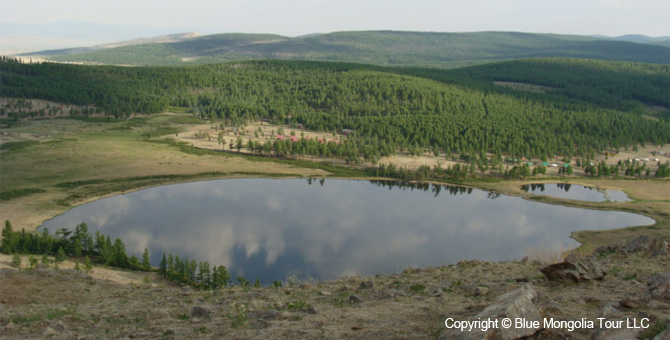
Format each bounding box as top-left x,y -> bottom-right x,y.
40,179 -> 654,283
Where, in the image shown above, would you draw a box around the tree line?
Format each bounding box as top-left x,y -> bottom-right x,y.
1,220 -> 232,290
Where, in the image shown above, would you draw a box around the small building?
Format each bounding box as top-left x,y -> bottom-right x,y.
542,162 -> 550,166
341,129 -> 357,135
550,163 -> 558,167
276,135 -> 284,140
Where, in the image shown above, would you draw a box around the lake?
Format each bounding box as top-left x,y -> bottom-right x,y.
39,179 -> 654,283
521,183 -> 632,202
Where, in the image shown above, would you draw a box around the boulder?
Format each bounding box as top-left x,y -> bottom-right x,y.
593,236 -> 670,257
439,284 -> 542,340
540,257 -> 606,283
622,236 -> 670,255
646,273 -> 670,302
349,295 -> 363,304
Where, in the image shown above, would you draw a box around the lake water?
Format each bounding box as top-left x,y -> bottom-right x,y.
521,183 -> 632,202
40,179 -> 654,283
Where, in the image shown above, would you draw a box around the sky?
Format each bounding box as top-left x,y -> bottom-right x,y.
2,0 -> 669,37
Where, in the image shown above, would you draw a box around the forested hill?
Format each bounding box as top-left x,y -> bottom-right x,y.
26,31 -> 670,67
398,58 -> 670,115
1,58 -> 669,160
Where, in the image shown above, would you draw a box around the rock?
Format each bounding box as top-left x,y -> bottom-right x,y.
349,295 -> 363,304
647,273 -> 670,302
305,306 -> 317,314
190,306 -> 212,318
359,281 -> 373,290
601,304 -> 620,317
647,300 -> 670,310
622,236 -> 670,254
439,284 -> 542,340
430,287 -> 444,297
319,291 -> 332,296
539,257 -> 606,283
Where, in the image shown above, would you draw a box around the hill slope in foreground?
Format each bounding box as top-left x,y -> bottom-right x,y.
1,237 -> 669,339
25,31 -> 670,67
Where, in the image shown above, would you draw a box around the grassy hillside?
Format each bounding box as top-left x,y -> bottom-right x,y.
2,58 -> 668,162
30,31 -> 670,67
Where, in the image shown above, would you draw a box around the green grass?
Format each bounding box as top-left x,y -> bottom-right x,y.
168,115 -> 204,124
0,188 -> 47,201
141,126 -> 183,138
0,140 -> 39,151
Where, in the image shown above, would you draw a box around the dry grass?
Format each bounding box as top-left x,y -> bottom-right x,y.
524,244 -> 565,264
2,248 -> 668,340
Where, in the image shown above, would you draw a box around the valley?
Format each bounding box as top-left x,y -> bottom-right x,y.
1,34 -> 669,339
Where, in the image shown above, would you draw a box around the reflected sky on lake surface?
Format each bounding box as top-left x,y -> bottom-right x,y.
521,183 -> 632,202
40,179 -> 654,283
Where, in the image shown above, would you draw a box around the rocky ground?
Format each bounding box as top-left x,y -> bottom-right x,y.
1,237 -> 669,340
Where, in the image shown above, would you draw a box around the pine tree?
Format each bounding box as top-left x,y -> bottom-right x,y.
56,246 -> 66,262
159,253 -> 167,276
142,248 -> 151,271
1,220 -> 16,254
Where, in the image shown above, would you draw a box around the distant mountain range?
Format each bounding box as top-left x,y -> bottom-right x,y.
11,28 -> 670,68
591,34 -> 670,46
0,21 -> 197,55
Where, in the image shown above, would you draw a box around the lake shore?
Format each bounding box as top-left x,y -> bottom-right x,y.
1,114 -> 668,255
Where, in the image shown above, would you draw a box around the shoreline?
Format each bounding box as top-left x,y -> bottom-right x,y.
6,173 -> 667,257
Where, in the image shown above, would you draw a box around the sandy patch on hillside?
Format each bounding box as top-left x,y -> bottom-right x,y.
0,254 -> 153,285
174,121 -> 670,177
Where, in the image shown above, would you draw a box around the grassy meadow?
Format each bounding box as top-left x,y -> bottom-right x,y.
0,114 -> 335,232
